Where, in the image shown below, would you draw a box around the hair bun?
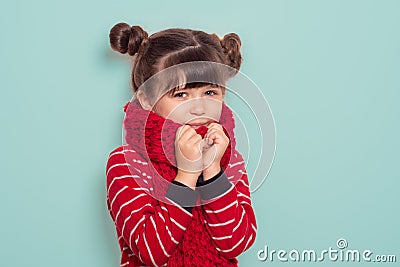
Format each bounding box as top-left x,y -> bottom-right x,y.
109,22 -> 148,56
221,33 -> 242,71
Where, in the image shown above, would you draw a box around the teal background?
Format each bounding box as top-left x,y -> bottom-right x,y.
1,0 -> 399,266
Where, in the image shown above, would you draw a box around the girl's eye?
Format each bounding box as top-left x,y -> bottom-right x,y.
173,92 -> 187,98
205,90 -> 217,96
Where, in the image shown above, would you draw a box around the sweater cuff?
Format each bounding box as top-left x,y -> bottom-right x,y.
196,167 -> 223,186
196,167 -> 232,200
165,180 -> 199,213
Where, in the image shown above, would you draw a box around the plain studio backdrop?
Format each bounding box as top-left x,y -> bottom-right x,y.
1,1 -> 399,266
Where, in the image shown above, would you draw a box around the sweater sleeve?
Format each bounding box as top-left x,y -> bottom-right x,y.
106,146 -> 195,267
196,150 -> 257,259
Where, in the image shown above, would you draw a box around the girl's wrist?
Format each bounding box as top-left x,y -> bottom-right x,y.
175,169 -> 201,189
202,163 -> 221,181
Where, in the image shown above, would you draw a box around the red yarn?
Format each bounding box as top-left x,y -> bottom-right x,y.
122,98 -> 239,266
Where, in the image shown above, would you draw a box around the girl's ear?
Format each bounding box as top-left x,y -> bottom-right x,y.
136,90 -> 152,110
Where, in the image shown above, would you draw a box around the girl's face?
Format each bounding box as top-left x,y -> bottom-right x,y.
151,86 -> 224,129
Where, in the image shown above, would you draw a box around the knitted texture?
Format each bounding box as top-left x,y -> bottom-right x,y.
123,98 -> 238,266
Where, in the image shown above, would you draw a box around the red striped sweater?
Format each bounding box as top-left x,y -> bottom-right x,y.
106,145 -> 257,266
105,100 -> 257,266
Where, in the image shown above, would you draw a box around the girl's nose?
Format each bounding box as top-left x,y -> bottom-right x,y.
189,98 -> 206,115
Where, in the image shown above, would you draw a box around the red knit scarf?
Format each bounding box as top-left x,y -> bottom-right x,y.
123,98 -> 239,266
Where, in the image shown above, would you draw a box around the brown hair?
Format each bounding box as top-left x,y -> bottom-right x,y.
109,22 -> 242,98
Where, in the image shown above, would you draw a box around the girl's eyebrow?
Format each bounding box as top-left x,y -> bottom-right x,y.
172,85 -> 190,91
169,84 -> 221,96
171,88 -> 188,94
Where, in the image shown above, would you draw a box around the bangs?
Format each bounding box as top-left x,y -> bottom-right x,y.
160,60 -> 230,96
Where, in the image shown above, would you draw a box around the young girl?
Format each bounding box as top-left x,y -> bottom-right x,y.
106,22 -> 257,267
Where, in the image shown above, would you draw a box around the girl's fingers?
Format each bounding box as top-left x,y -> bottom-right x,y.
206,128 -> 222,138
177,125 -> 197,142
186,133 -> 202,145
207,123 -> 223,132
205,130 -> 221,144
176,125 -> 190,139
192,138 -> 205,156
205,137 -> 214,145
204,129 -> 215,140
206,128 -> 229,145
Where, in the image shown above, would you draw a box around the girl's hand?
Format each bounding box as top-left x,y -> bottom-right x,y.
202,123 -> 229,180
174,125 -> 203,189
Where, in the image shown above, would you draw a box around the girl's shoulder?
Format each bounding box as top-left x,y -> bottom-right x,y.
106,144 -> 153,190
106,144 -> 150,174
107,144 -> 146,162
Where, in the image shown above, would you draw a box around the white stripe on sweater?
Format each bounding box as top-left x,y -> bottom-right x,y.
244,233 -> 254,251
207,218 -> 235,227
228,161 -> 244,168
204,200 -> 237,214
238,169 -> 247,175
109,149 -> 136,158
236,179 -> 249,188
132,158 -> 149,165
150,216 -> 170,257
212,235 -> 232,240
143,231 -> 157,267
107,175 -> 141,196
157,212 -> 179,244
129,215 -> 145,250
122,204 -> 152,235
134,234 -> 145,264
238,192 -> 251,201
170,217 -> 186,231
110,186 -> 128,209
232,209 -> 246,232
107,163 -> 130,177
216,232 -> 246,253
115,193 -> 147,223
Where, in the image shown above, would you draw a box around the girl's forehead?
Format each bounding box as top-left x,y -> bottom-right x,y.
175,82 -> 222,90
177,85 -> 218,91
